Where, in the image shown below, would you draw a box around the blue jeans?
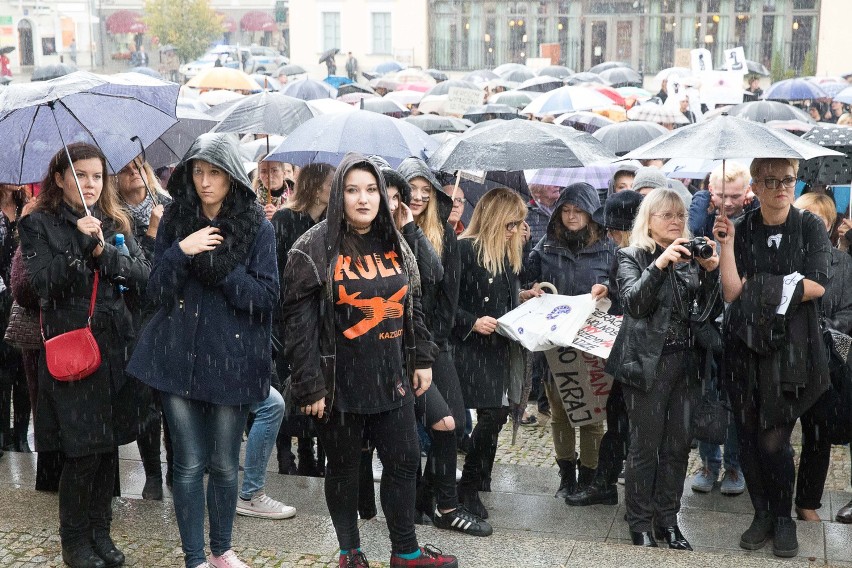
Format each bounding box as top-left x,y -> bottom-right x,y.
240,387 -> 285,500
698,419 -> 740,473
161,393 -> 249,568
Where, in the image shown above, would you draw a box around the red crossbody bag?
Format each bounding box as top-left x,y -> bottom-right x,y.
41,270 -> 102,381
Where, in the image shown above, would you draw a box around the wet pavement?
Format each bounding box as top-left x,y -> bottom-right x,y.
0,412 -> 850,567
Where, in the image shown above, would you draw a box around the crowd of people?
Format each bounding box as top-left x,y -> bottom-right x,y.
1,123 -> 852,568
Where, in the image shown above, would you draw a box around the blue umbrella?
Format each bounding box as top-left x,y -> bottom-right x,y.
0,71 -> 178,195
324,75 -> 353,89
375,60 -> 404,75
264,109 -> 438,167
280,78 -> 337,100
763,78 -> 829,101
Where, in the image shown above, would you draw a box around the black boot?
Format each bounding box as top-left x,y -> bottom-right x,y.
565,474 -> 618,506
577,464 -> 595,490
358,449 -> 377,520
62,542 -> 107,568
91,527 -> 125,567
415,480 -> 435,524
555,459 -> 577,499
141,475 -> 163,501
12,428 -> 31,453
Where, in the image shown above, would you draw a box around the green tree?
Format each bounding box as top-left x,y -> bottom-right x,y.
802,50 -> 816,77
143,0 -> 222,63
770,50 -> 786,83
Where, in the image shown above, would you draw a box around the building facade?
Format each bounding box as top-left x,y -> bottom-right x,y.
288,0 -> 430,76
0,0 -> 285,72
429,0 -> 822,75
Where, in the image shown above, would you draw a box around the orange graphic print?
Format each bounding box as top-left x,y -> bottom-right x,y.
336,284 -> 407,339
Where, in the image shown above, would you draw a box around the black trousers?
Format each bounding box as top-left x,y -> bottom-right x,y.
59,451 -> 117,546
596,381 -> 629,485
317,404 -> 420,555
795,407 -> 832,510
726,377 -> 796,518
136,388 -> 164,479
459,407 -> 509,491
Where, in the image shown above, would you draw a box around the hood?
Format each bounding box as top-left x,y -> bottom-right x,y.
547,182 -> 601,237
606,162 -> 641,199
397,157 -> 453,222
325,152 -> 400,256
167,133 -> 254,211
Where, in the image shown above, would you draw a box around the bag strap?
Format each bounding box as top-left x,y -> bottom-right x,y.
40,270 -> 99,342
668,264 -> 719,324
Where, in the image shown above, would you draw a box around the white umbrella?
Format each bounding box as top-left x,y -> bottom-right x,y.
626,103 -> 689,125
520,86 -> 614,117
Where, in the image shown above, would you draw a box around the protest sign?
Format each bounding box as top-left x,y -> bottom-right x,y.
546,347 -> 613,427
445,87 -> 484,116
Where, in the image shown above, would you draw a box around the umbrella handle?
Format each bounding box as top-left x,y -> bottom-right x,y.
717,159 -> 727,238
131,136 -> 159,206
50,104 -> 91,217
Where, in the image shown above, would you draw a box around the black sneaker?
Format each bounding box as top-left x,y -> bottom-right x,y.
772,517 -> 799,558
432,505 -> 493,537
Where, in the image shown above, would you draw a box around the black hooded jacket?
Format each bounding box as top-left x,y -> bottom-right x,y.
281,153 -> 437,412
397,157 -> 460,347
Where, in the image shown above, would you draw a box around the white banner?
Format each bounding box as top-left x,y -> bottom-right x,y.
570,309 -> 622,359
546,347 -> 614,427
724,47 -> 747,74
497,293 -> 598,352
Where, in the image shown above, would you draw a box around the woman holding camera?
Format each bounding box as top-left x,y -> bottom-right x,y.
606,188 -> 721,550
714,158 -> 831,558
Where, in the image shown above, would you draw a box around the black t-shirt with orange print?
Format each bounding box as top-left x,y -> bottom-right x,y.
333,230 -> 412,414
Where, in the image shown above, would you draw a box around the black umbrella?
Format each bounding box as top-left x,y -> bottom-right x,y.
0,46 -> 15,55
566,72 -> 610,86
145,107 -> 219,169
500,68 -> 536,83
462,104 -> 520,124
30,63 -> 77,82
598,67 -> 643,88
538,65 -> 575,79
592,121 -> 669,156
360,97 -> 409,118
403,115 -> 472,135
516,76 -> 564,93
555,111 -> 615,134
728,100 -> 815,124
423,79 -> 481,98
589,61 -> 630,74
277,64 -> 307,76
425,69 -> 449,82
428,119 -> 616,172
746,60 -> 770,76
337,82 -> 376,97
799,125 -> 852,185
208,91 -> 314,135
318,48 -> 339,64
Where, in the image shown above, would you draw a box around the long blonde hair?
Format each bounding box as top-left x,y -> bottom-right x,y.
412,177 -> 445,258
629,188 -> 690,252
460,187 -> 526,275
115,156 -> 165,199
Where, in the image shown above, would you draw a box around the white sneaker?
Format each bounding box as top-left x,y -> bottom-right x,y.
236,492 -> 296,519
209,550 -> 249,568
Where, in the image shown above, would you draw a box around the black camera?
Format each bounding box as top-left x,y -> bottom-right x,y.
683,237 -> 714,260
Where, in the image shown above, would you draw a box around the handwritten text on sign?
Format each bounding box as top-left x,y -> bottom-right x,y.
570,309 -> 622,359
546,347 -> 613,427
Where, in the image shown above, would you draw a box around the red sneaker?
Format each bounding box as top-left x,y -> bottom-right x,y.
390,545 -> 458,567
339,551 -> 370,568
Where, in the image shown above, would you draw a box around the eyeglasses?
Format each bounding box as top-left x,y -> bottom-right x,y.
452,198 -> 465,205
506,221 -> 523,231
652,212 -> 687,222
760,176 -> 797,190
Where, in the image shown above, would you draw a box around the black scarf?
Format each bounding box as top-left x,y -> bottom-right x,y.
160,193 -> 265,287
562,226 -> 592,253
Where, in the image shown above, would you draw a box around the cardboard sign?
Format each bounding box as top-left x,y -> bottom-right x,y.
445,87 -> 484,116
691,48 -> 713,73
724,47 -> 747,74
698,70 -> 744,106
546,347 -> 613,427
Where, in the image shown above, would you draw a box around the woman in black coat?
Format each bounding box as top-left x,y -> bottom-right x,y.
606,188 -> 720,551
453,187 -> 529,520
19,143 -> 151,568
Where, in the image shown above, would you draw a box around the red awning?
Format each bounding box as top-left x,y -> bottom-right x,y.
106,10 -> 147,34
240,11 -> 276,32
217,13 -> 237,33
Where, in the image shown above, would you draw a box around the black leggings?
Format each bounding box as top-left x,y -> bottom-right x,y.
317,404 -> 420,554
596,381 -> 629,485
727,380 -> 796,518
59,451 -> 117,546
459,407 -> 509,491
795,407 -> 832,510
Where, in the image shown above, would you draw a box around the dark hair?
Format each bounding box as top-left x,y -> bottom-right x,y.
552,214 -> 602,248
381,169 -> 410,204
339,163 -> 397,260
287,162 -> 335,213
36,143 -> 131,234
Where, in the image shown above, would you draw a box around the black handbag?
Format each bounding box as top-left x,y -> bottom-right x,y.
692,344 -> 731,445
669,266 -> 722,354
809,320 -> 852,444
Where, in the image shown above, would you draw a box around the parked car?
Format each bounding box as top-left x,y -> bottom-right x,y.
245,45 -> 288,75
179,45 -> 288,79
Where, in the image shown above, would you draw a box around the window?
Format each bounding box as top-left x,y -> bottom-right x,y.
372,12 -> 392,54
322,12 -> 340,51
